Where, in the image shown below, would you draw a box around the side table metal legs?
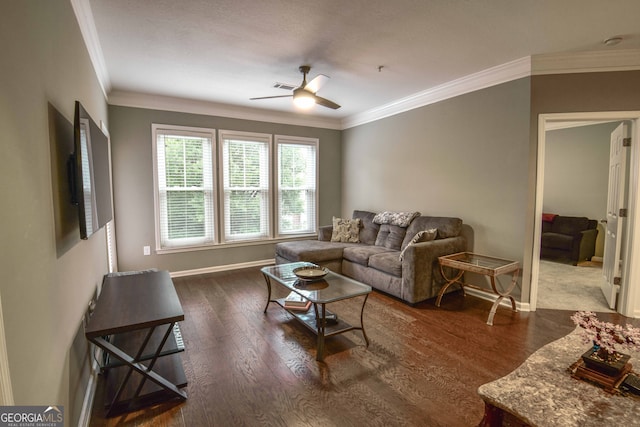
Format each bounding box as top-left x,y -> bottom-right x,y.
436,257 -> 519,326
486,269 -> 519,326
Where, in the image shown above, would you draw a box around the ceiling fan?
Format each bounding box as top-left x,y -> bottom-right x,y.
250,65 -> 341,110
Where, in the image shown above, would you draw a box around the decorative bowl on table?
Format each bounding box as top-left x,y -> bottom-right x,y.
292,265 -> 329,281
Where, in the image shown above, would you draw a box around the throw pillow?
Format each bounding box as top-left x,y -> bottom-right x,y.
399,228 -> 437,261
373,211 -> 420,227
374,224 -> 407,250
331,217 -> 361,243
352,210 -> 380,245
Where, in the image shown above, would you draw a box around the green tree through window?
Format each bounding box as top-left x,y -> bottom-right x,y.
164,137 -> 206,239
223,136 -> 270,240
278,141 -> 316,233
155,126 -> 214,248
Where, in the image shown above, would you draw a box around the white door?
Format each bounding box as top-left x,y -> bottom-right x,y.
602,122 -> 629,309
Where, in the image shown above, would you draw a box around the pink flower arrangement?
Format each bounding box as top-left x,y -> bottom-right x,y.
571,311 -> 640,358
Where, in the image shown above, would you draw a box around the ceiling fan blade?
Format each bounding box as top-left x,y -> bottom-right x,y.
304,74 -> 329,93
313,95 -> 341,110
250,95 -> 293,100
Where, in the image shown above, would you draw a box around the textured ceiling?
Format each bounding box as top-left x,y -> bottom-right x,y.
87,0 -> 640,121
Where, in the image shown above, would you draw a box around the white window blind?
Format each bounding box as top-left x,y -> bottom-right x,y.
221,131 -> 271,242
276,137 -> 317,235
155,127 -> 215,248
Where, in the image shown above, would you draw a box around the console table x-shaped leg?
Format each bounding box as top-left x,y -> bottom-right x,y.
90,323 -> 187,416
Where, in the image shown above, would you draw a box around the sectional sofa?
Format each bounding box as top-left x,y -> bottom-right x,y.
275,210 -> 467,304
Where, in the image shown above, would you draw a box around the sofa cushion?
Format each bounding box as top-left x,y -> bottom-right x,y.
331,217 -> 361,243
399,228 -> 437,261
374,224 -> 408,250
551,216 -> 589,236
402,216 -> 462,249
352,210 -> 380,245
368,252 -> 402,277
343,245 -> 395,266
373,211 -> 420,227
541,233 -> 575,251
275,240 -> 354,263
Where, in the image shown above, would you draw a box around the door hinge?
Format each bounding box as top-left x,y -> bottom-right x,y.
619,208 -> 628,218
623,137 -> 631,147
614,276 -> 622,285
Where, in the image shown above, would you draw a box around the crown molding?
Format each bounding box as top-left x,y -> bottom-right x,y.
108,91 -> 343,130
342,49 -> 640,129
70,0 -> 111,97
341,57 -> 532,129
72,1 -> 640,132
531,48 -> 640,75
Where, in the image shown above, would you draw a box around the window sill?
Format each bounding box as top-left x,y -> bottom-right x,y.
156,233 -> 316,255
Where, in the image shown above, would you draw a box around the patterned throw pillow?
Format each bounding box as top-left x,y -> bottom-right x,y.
373,211 -> 420,227
399,228 -> 437,261
331,217 -> 361,243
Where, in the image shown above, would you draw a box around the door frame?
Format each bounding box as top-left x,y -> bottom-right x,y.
531,111 -> 640,318
0,291 -> 14,405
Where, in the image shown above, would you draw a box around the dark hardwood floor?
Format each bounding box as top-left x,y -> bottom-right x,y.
89,266 -> 638,426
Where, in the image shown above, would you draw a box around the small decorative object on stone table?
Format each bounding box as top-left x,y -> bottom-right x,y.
570,311 -> 640,393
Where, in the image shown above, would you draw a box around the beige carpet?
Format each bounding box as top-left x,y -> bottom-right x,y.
536,260 -> 614,313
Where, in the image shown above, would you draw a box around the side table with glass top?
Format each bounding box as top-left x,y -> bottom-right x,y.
261,262 -> 371,361
436,252 -> 520,326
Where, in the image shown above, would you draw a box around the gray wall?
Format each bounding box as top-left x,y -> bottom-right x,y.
0,1 -> 109,425
524,71 -> 640,301
108,105 -> 342,272
343,70 -> 640,305
343,78 -> 532,297
544,122 -> 618,220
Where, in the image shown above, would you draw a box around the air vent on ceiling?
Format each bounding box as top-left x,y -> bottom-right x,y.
273,82 -> 297,91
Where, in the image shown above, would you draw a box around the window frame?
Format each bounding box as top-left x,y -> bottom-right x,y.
152,125 -> 319,252
152,124 -> 216,250
274,135 -> 319,238
218,130 -> 273,244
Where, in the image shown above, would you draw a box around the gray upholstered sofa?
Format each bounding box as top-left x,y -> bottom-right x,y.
275,210 -> 467,304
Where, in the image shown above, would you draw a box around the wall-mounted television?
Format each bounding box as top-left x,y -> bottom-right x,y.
68,101 -> 113,239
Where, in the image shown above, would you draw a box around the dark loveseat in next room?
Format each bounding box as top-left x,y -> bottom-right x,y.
540,214 -> 598,265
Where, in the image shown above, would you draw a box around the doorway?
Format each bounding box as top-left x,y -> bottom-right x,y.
531,112 -> 640,318
537,121 -> 619,312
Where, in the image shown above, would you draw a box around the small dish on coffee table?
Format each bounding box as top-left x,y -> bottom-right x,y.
293,266 -> 329,281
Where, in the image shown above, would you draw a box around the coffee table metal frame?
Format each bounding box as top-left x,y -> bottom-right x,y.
435,252 -> 520,326
261,262 -> 371,361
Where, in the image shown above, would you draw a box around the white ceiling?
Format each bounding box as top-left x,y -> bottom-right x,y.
84,0 -> 640,127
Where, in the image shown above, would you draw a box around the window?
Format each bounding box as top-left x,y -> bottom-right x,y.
153,125 -> 215,248
152,125 -> 318,250
220,131 -> 271,242
276,136 -> 317,236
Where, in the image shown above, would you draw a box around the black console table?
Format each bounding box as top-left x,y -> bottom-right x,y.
85,270 -> 187,416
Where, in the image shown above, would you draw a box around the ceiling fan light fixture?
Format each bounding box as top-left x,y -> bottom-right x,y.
293,90 -> 315,109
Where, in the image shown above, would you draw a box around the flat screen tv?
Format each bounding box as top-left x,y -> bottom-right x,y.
69,101 -> 113,239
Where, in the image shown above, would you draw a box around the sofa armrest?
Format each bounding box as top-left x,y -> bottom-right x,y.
400,236 -> 467,303
318,225 -> 333,241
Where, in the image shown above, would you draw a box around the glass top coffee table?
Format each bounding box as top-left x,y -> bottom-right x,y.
435,252 -> 520,326
261,262 -> 371,361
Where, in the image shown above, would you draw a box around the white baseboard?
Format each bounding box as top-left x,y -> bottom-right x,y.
465,287 -> 531,312
78,351 -> 102,427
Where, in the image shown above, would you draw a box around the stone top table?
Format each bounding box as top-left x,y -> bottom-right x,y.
477,327 -> 640,426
